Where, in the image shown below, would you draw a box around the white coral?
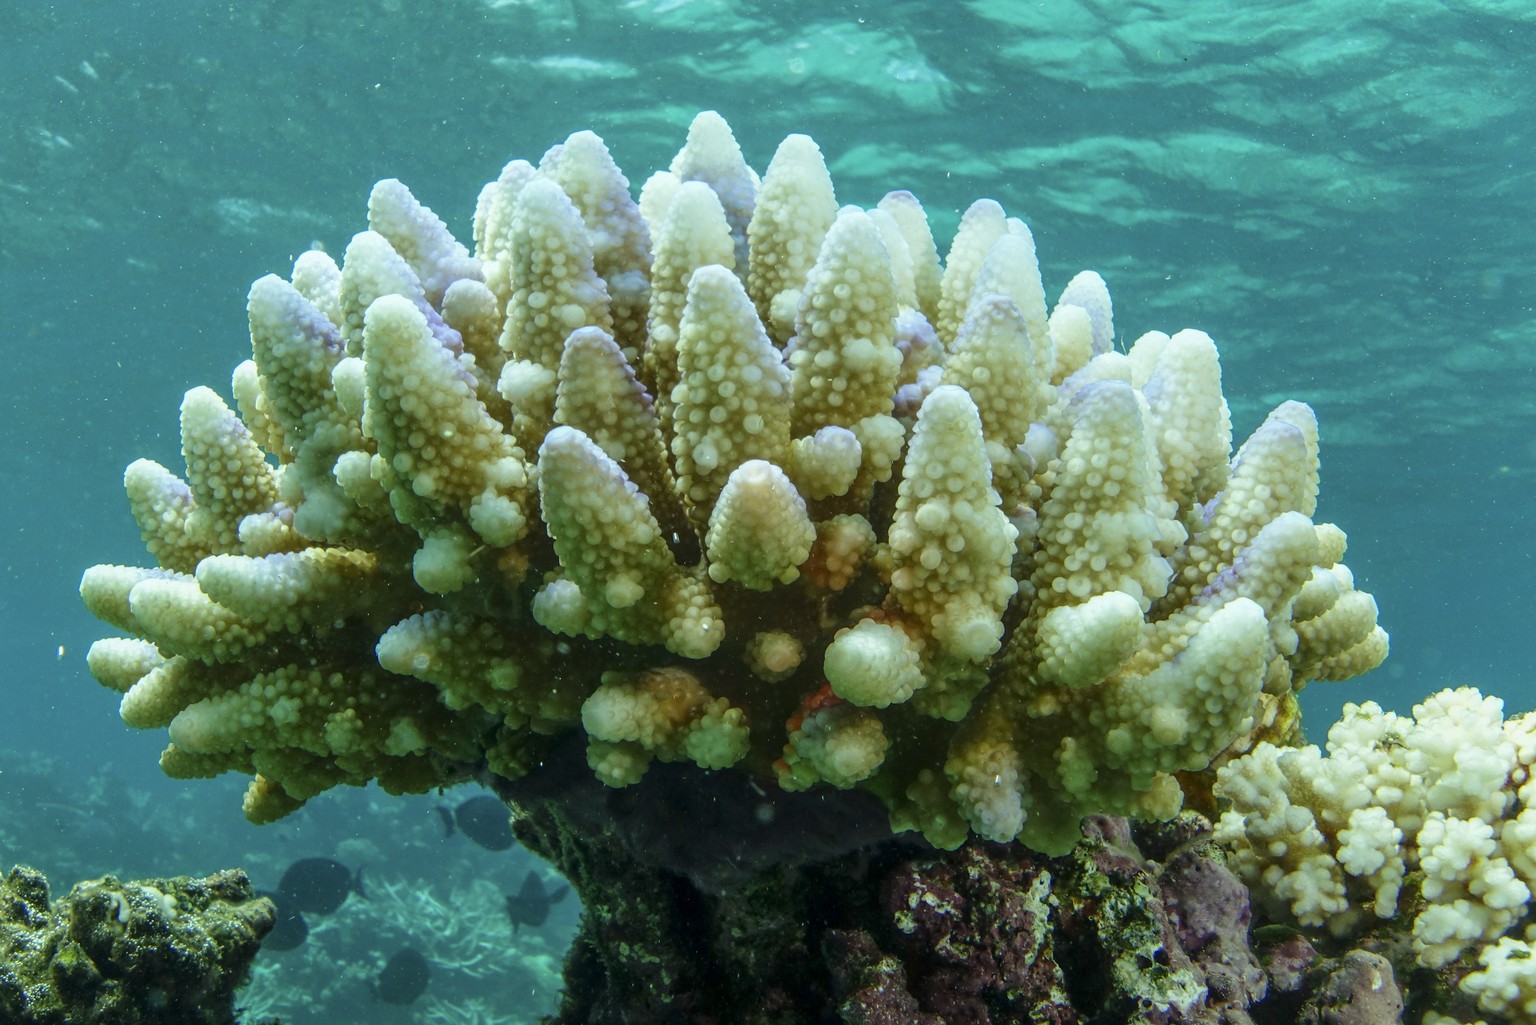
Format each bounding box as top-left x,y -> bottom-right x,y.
1216,686 -> 1536,994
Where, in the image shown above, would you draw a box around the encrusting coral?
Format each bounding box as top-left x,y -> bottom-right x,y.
80,111 -> 1386,854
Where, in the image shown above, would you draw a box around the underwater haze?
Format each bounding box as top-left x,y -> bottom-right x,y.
1,1 -> 1532,1023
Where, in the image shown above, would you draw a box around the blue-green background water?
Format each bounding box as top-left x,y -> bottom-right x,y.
1,1 -> 1532,1021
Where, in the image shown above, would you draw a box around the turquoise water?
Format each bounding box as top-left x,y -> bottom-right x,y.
1,2 -> 1532,1021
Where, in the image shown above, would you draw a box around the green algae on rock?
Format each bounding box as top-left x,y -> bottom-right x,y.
0,865 -> 272,1025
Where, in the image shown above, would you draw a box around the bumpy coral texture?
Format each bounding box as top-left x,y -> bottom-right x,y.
79,112 -> 1386,851
1215,687 -> 1536,1016
0,866 -> 272,1025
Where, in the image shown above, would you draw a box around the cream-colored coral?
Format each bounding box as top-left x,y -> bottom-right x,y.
824,619 -> 927,709
367,177 -> 481,308
644,180 -> 735,439
123,459 -> 203,573
1033,590 -> 1142,689
1461,928 -> 1536,1020
876,191 -> 942,325
946,697 -> 1027,842
538,130 -> 650,358
668,111 -> 757,273
1215,687 -> 1536,987
1138,328 -> 1230,514
178,387 -> 280,555
1161,399 -> 1318,611
744,630 -> 805,682
581,667 -> 749,784
535,424 -> 723,659
554,325 -> 686,543
936,200 -> 1009,344
363,293 -> 529,554
778,702 -> 890,791
671,265 -> 792,525
376,609 -> 577,730
86,637 -> 165,695
79,112 -> 1384,847
788,208 -> 902,437
801,513 -> 876,592
884,384 -> 1018,662
497,176 -> 614,444
746,133 -> 838,343
705,460 -> 815,590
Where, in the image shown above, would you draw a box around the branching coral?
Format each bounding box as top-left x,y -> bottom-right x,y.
80,111 -> 1386,853
1215,687 -> 1536,1018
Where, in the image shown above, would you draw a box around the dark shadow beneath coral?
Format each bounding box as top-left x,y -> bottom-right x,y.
500,747 -> 1405,1025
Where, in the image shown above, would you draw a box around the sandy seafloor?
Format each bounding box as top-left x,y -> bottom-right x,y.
0,2 -> 1532,1022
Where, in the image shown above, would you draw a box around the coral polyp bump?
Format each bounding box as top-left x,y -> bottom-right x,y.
80,111 -> 1386,854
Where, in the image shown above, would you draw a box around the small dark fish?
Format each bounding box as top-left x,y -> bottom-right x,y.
453,794 -> 515,851
277,858 -> 366,915
434,804 -> 454,838
255,889 -> 308,951
505,869 -> 570,933
372,947 -> 430,1005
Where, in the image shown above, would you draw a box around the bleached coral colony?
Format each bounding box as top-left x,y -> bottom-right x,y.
1217,687 -> 1536,1020
79,112 -> 1387,858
